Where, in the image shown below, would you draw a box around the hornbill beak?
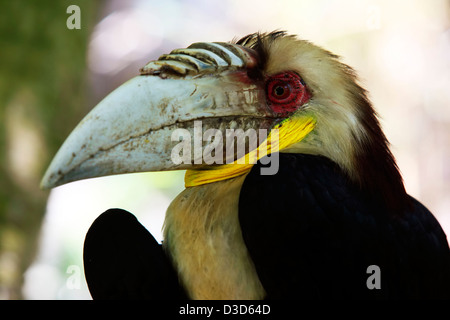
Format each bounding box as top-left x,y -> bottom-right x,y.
41,43 -> 281,189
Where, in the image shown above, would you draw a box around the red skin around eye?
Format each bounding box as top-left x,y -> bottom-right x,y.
266,72 -> 310,116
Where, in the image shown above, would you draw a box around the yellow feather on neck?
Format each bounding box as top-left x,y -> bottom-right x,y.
184,114 -> 316,187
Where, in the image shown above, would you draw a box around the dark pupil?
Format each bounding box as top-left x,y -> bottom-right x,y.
275,86 -> 285,96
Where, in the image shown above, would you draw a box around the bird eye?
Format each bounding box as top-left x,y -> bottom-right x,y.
272,83 -> 291,100
266,72 -> 310,115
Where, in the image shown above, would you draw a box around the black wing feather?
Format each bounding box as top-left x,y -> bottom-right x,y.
83,208 -> 186,299
239,153 -> 450,299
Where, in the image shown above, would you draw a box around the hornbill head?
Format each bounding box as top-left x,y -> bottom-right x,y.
41,31 -> 406,210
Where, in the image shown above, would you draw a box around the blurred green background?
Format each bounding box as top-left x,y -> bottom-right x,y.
1,0 -> 449,299
0,0 -> 98,298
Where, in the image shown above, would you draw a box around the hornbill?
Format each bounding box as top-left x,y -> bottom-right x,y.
41,31 -> 450,299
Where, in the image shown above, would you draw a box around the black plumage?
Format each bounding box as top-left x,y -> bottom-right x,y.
83,208 -> 186,299
239,153 -> 450,299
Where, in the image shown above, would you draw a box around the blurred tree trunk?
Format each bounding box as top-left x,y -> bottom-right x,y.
0,1 -> 98,299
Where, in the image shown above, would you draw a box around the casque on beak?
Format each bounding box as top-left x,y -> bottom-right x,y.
41,42 -> 278,189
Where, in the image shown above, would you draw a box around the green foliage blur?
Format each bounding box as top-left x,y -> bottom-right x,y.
0,0 -> 98,299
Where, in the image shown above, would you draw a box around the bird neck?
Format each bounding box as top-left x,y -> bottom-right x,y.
354,132 -> 410,213
163,175 -> 265,299
351,95 -> 410,213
